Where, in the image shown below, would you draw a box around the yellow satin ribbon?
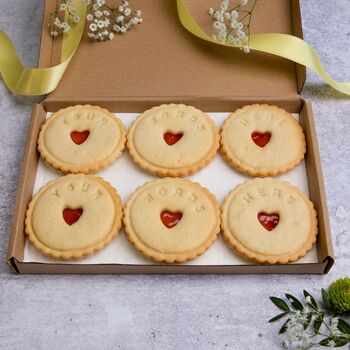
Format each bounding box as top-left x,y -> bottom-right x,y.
0,0 -> 349,96
0,0 -> 86,95
176,0 -> 350,96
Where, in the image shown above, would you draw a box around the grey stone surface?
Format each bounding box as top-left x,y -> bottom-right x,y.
0,1 -> 349,349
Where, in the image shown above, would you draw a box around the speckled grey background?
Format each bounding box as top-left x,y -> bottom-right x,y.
0,1 -> 349,349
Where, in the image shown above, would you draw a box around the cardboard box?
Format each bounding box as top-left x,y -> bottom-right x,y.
6,0 -> 334,273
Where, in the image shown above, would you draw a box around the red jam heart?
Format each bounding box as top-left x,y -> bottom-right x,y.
163,132 -> 183,146
70,130 -> 90,145
251,132 -> 271,147
63,208 -> 83,226
160,210 -> 183,229
258,212 -> 279,231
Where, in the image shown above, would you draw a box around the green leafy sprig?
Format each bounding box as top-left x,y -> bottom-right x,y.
269,288 -> 350,349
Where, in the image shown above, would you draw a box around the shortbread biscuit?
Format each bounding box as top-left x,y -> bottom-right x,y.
25,174 -> 123,260
221,178 -> 317,264
127,104 -> 220,177
38,105 -> 126,174
124,178 -> 221,263
220,104 -> 306,176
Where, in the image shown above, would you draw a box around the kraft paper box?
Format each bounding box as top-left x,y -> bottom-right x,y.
7,0 -> 334,274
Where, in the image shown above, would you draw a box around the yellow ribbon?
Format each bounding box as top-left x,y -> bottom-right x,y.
0,0 -> 349,96
176,0 -> 350,96
0,0 -> 86,96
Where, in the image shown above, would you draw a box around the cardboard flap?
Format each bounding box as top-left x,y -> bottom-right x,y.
43,0 -> 305,106
6,104 -> 46,267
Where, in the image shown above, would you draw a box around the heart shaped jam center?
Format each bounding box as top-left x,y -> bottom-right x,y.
70,130 -> 90,145
63,208 -> 83,226
258,212 -> 279,231
251,132 -> 271,147
163,132 -> 183,146
160,210 -> 183,229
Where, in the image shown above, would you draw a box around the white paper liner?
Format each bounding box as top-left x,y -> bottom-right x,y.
23,112 -> 318,265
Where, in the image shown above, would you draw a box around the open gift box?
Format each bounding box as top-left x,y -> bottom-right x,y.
7,0 -> 334,274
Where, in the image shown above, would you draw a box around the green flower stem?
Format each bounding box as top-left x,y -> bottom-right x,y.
247,0 -> 257,46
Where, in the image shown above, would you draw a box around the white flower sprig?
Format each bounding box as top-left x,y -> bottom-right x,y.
49,0 -> 142,42
49,0 -> 80,37
85,0 -> 142,41
269,290 -> 350,349
208,0 -> 258,53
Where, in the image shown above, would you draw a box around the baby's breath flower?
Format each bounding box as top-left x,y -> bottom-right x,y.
89,23 -> 97,31
209,0 -> 255,53
54,17 -> 61,26
242,45 -> 250,53
59,3 -> 67,11
49,0 -> 83,38
79,0 -> 142,41
50,30 -> 59,37
231,10 -> 239,19
116,15 -> 124,22
62,23 -> 71,32
282,340 -> 289,349
97,20 -> 105,28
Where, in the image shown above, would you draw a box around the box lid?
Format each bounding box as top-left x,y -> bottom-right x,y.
41,0 -> 305,109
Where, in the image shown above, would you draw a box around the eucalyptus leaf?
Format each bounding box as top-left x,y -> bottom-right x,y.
337,318 -> 350,334
303,312 -> 313,330
319,336 -> 350,347
319,337 -> 334,346
279,319 -> 290,334
270,297 -> 290,312
285,293 -> 304,311
303,290 -> 318,310
333,336 -> 350,347
314,313 -> 324,335
321,288 -> 331,309
268,312 -> 289,323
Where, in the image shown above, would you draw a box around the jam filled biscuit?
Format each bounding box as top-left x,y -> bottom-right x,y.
220,104 -> 306,176
124,178 -> 221,263
221,178 -> 318,264
25,174 -> 123,260
38,105 -> 126,174
127,104 -> 220,177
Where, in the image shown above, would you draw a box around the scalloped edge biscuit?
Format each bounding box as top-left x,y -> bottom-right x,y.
220,104 -> 306,177
25,174 -> 123,260
123,178 -> 221,263
127,104 -> 220,177
38,105 -> 126,174
221,178 -> 318,265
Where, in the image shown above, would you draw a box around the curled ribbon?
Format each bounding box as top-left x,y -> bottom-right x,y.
0,1 -> 86,96
176,0 -> 350,96
0,0 -> 349,96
